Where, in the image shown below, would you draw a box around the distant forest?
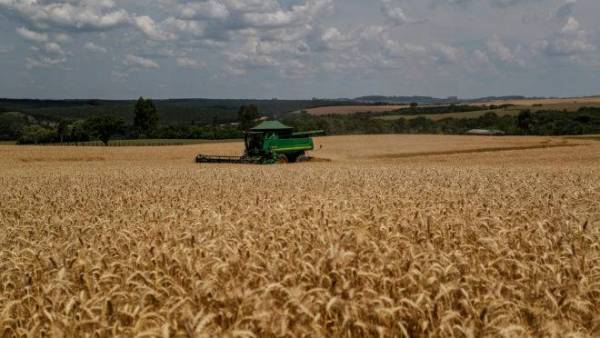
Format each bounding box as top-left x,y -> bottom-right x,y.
0,98 -> 346,144
0,98 -> 345,125
282,107 -> 600,136
1,97 -> 600,144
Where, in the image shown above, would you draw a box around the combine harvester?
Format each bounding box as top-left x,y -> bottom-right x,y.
196,121 -> 324,164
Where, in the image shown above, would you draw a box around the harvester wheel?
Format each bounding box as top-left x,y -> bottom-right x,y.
297,155 -> 310,163
276,154 -> 289,164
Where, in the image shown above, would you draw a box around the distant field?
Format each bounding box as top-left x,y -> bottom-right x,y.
305,105 -> 408,115
376,108 -> 520,121
472,96 -> 600,107
306,97 -> 600,120
377,100 -> 600,121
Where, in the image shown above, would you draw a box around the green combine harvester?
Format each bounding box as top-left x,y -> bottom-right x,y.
196,120 -> 324,164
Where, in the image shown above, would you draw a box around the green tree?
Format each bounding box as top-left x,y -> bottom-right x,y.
56,118 -> 69,143
69,120 -> 91,142
211,115 -> 219,140
517,110 -> 532,134
238,104 -> 260,131
0,112 -> 29,140
18,125 -> 57,144
133,97 -> 159,136
85,116 -> 124,145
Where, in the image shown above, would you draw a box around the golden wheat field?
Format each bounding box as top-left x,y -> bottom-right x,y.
306,96 -> 600,118
2,135 -> 600,337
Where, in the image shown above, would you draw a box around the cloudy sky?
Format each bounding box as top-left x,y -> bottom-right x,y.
0,0 -> 599,99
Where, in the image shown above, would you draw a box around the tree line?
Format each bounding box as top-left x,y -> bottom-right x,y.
281,108 -> 600,136
0,98 -> 345,126
2,101 -> 599,144
7,97 -> 157,145
2,99 -> 262,145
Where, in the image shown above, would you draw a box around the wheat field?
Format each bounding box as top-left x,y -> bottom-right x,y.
306,96 -> 600,118
1,135 -> 600,337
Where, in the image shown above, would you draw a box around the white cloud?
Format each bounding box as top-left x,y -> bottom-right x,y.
279,58 -> 315,79
485,37 -> 525,66
25,55 -> 66,69
535,8 -> 596,58
320,27 -> 356,51
44,42 -> 65,56
84,42 -> 107,53
161,18 -> 205,37
124,54 -> 159,69
241,0 -> 333,28
55,33 -> 70,43
176,57 -> 206,69
487,38 -> 514,63
380,0 -> 414,26
180,0 -> 230,20
561,17 -> 580,33
134,16 -> 176,41
1,1 -> 130,31
221,64 -> 247,76
16,27 -> 48,42
381,38 -> 427,58
471,49 -> 495,70
536,33 -> 595,56
431,43 -> 464,64
242,11 -> 296,27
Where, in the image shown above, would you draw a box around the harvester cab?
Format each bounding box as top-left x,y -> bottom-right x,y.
244,132 -> 264,157
196,120 -> 324,164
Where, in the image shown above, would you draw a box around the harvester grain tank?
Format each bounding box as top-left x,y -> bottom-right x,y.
196,120 -> 324,164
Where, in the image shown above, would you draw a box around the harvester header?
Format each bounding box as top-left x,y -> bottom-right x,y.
196,120 -> 324,164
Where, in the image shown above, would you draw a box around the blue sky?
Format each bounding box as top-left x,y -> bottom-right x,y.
0,0 -> 599,99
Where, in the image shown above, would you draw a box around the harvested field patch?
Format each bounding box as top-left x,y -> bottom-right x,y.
311,134 -> 575,162
565,135 -> 600,142
371,143 -> 582,159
